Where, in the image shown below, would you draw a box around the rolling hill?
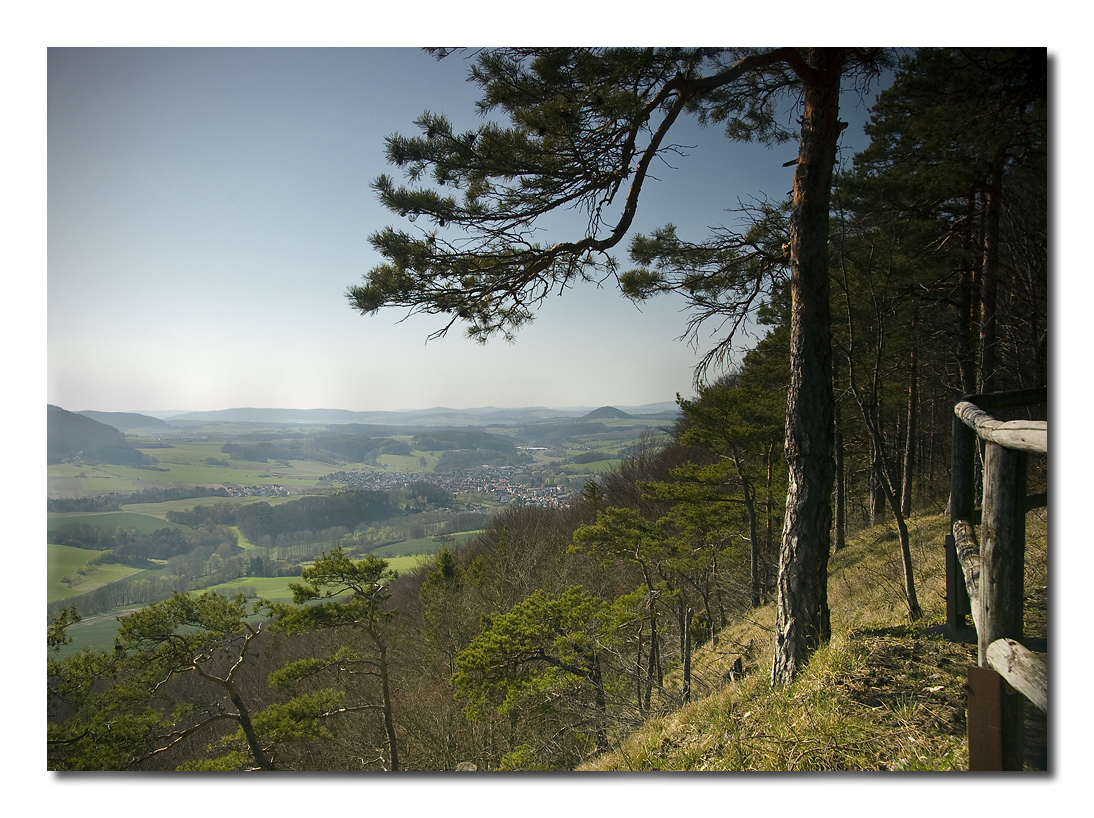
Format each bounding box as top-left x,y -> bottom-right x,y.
47,405 -> 156,466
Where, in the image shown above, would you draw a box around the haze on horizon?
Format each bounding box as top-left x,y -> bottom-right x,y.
48,47 -> 883,417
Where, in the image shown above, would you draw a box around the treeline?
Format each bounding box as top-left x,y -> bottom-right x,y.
434,448 -> 532,472
216,429 -> 519,468
218,435 -> 409,466
48,486 -> 234,513
48,497 -> 122,513
46,545 -> 306,622
411,429 -> 515,452
51,521 -> 238,567
164,489 -> 401,541
568,451 -> 616,465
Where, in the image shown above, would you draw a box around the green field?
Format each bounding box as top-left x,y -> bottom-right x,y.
50,551 -> 438,656
46,437 -> 352,490
47,511 -> 190,534
376,452 -> 438,472
200,554 -> 430,600
560,459 -> 623,475
51,613 -> 142,658
198,575 -> 303,602
47,544 -> 145,603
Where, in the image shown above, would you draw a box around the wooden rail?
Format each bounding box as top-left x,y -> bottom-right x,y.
946,388 -> 1046,771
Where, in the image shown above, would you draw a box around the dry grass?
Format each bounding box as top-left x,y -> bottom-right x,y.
580,509 -> 1048,772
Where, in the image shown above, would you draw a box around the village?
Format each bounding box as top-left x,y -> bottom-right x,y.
323,466 -> 575,508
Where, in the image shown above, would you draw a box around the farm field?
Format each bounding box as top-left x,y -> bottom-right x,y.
47,511 -> 190,534
47,544 -> 144,603
46,436 -> 375,499
50,551 -> 436,657
559,459 -> 622,475
117,496 -> 299,522
46,413 -> 669,662
201,554 -> 429,600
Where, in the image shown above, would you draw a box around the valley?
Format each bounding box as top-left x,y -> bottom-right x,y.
46,403 -> 679,653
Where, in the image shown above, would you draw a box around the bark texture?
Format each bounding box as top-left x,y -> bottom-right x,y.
771,49 -> 842,686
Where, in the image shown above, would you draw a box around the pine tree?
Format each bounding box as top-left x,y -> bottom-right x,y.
349,48 -> 890,684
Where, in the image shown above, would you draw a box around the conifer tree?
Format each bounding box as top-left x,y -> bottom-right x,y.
349,47 -> 889,684
271,548 -> 402,770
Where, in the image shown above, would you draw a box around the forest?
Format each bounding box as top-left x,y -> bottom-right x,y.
47,48 -> 1047,772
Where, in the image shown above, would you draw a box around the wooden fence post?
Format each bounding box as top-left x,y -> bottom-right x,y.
977,440 -> 1028,770
948,415 -> 975,628
949,388 -> 1046,772
979,442 -> 1027,665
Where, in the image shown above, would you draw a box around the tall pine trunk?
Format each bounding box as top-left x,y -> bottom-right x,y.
732,449 -> 763,607
978,159 -> 1005,394
771,48 -> 841,687
376,639 -> 400,771
834,400 -> 846,552
901,332 -> 918,517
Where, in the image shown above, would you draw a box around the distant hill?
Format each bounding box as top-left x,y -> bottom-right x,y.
77,410 -> 172,432
167,405 -> 590,427
47,405 -> 156,466
134,403 -> 681,428
583,406 -> 632,420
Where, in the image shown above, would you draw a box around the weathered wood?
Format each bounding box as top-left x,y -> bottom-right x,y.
978,441 -> 1027,767
979,442 -> 1027,667
967,665 -> 1005,771
947,415 -> 977,628
986,638 -> 1048,714
952,520 -> 981,634
954,401 -> 1047,454
948,388 -> 1046,772
967,664 -> 1026,771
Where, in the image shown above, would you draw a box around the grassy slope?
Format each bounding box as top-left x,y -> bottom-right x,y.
580,509 -> 1048,772
47,544 -> 145,603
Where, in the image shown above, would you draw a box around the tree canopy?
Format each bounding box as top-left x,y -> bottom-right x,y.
349,47 -> 890,685
349,47 -> 885,352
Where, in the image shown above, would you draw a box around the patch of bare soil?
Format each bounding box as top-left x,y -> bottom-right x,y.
841,624 -> 1047,771
843,625 -> 977,735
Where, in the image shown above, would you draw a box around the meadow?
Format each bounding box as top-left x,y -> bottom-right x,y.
47,511 -> 190,534
47,543 -> 144,603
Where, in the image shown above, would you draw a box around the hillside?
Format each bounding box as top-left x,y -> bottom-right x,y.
77,410 -> 172,432
582,406 -> 632,420
126,403 -> 681,427
47,405 -> 156,467
579,510 -> 1049,772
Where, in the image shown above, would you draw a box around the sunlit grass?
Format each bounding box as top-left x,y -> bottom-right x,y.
578,510 -> 1027,772
47,544 -> 145,602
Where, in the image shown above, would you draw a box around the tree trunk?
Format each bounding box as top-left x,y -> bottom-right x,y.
376,640 -> 400,771
978,160 -> 1005,394
634,555 -> 662,708
765,441 -> 777,600
682,607 -> 693,703
869,437 -> 886,525
956,192 -> 978,396
227,687 -> 275,771
771,48 -> 841,687
870,439 -> 923,620
834,400 -> 846,552
590,655 -> 609,753
732,449 -> 763,607
901,332 -> 918,517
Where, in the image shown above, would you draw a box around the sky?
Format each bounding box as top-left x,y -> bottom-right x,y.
46,46 -> 887,415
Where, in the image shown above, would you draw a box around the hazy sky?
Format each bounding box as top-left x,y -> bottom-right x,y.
46,47 -> 892,414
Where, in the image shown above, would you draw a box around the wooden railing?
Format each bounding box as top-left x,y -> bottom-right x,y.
945,387 -> 1047,771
